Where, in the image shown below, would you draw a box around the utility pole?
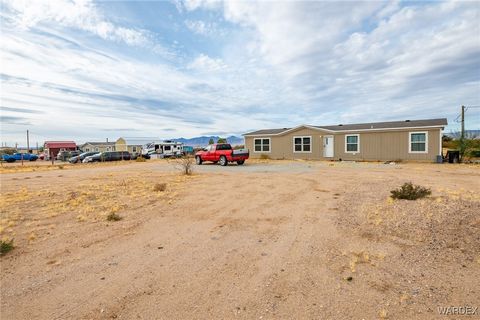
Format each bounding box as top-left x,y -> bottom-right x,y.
27,130 -> 30,153
461,105 -> 465,140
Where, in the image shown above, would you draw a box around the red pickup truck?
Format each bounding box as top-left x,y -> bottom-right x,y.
195,144 -> 249,166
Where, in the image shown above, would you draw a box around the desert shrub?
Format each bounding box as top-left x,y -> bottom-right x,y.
260,154 -> 270,160
153,183 -> 167,192
136,156 -> 146,162
467,150 -> 480,158
170,156 -> 194,175
0,239 -> 14,256
106,213 -> 122,221
390,182 -> 431,200
58,165 -> 64,170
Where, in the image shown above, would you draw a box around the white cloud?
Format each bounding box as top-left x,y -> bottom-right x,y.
181,0 -> 221,12
190,0 -> 480,126
187,54 -> 227,71
5,0 -> 149,46
185,19 -> 220,36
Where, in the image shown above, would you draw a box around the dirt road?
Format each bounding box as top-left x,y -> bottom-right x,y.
1,161 -> 479,319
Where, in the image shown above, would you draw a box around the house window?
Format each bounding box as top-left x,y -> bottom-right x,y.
132,146 -> 137,153
293,136 -> 311,152
95,147 -> 99,152
254,138 -> 270,152
85,148 -> 90,152
409,132 -> 427,153
345,134 -> 359,153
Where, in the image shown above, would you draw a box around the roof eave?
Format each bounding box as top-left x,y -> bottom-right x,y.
244,124 -> 447,136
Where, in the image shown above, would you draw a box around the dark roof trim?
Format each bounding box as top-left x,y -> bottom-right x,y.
243,118 -> 448,136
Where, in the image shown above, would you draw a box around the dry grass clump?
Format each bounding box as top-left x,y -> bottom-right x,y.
136,157 -> 146,162
390,182 -> 431,200
0,239 -> 14,256
153,183 -> 167,192
106,212 -> 122,221
260,154 -> 270,160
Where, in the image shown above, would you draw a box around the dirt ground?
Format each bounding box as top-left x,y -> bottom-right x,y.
0,160 -> 479,319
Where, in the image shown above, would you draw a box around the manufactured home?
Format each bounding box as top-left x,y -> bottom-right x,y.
243,118 -> 447,162
79,142 -> 115,153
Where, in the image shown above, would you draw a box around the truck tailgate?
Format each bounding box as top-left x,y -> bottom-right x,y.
232,149 -> 249,157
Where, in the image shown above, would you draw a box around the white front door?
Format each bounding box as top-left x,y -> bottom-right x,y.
323,136 -> 334,157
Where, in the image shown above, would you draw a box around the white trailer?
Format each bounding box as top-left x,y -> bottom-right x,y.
142,140 -> 184,158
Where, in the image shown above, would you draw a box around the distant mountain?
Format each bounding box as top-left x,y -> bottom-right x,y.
171,136 -> 244,147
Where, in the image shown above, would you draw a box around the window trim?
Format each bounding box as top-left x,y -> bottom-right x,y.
292,136 -> 312,153
253,137 -> 271,153
344,134 -> 360,154
409,131 -> 428,154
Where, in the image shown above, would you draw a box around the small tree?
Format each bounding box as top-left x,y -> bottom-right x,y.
208,138 -> 214,145
217,137 -> 227,143
170,155 -> 194,175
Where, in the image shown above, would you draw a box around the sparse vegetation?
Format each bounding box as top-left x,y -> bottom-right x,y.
170,156 -> 194,175
153,182 -> 167,192
106,212 -> 122,221
1,239 -> 14,256
136,156 -> 146,162
390,182 -> 431,200
442,132 -> 480,162
260,154 -> 270,160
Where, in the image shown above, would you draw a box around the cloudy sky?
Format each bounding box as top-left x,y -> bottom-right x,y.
1,0 -> 479,146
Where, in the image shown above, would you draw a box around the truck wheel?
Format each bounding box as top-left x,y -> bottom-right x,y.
195,156 -> 202,165
219,156 -> 227,166
237,160 -> 245,165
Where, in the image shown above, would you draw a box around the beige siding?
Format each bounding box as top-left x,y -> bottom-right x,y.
245,127 -> 441,162
128,145 -> 142,154
245,128 -> 329,160
82,143 -> 115,153
115,138 -> 127,152
334,129 -> 440,161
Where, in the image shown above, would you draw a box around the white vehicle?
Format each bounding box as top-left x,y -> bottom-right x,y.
142,140 -> 184,158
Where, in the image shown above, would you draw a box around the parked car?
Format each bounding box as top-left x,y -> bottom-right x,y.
2,153 -> 38,162
83,151 -> 131,163
69,152 -> 99,163
195,144 -> 249,166
56,150 -> 80,161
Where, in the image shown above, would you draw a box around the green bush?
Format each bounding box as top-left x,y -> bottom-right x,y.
0,239 -> 14,256
469,150 -> 480,158
391,182 -> 431,200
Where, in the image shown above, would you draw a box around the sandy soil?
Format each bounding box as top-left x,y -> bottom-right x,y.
1,161 -> 479,319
